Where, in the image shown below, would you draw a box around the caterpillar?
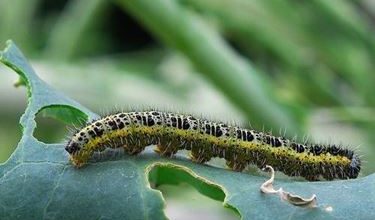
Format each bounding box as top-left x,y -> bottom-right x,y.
65,111 -> 361,181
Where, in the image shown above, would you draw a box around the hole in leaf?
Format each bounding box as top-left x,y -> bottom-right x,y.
33,105 -> 87,144
148,164 -> 240,220
0,72 -> 27,162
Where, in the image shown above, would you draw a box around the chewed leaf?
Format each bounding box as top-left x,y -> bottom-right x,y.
261,165 -> 317,208
281,192 -> 317,208
260,165 -> 279,194
0,41 -> 375,220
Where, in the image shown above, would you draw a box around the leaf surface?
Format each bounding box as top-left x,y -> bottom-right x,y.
0,41 -> 374,220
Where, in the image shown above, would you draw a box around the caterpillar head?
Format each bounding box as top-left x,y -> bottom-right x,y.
65,140 -> 80,155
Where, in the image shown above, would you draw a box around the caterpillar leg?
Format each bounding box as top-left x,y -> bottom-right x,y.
305,175 -> 320,181
155,144 -> 178,157
190,148 -> 212,164
123,144 -> 145,155
226,159 -> 247,172
70,156 -> 86,168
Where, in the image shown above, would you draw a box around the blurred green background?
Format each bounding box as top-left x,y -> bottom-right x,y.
1,0 -> 375,219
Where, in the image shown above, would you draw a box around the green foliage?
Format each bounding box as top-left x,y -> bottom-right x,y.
1,41 -> 375,220
118,0 -> 303,133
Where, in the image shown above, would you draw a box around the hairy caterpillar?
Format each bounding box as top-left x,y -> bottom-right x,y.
65,111 -> 361,181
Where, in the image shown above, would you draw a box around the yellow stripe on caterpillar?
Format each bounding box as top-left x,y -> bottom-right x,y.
66,111 -> 360,181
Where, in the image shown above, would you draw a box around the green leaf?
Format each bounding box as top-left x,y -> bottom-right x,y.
116,0 -> 303,134
1,41 -> 374,220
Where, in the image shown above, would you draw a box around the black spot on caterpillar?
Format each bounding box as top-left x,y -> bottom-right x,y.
65,111 -> 361,181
